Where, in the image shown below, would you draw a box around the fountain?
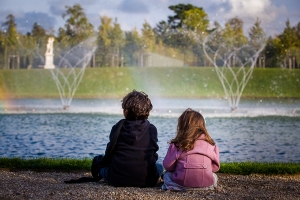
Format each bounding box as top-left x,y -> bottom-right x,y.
47,37 -> 97,109
200,28 -> 266,111
1,23 -> 299,164
3,43 -> 299,161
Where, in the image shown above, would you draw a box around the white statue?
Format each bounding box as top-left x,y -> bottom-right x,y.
46,37 -> 54,54
44,37 -> 55,69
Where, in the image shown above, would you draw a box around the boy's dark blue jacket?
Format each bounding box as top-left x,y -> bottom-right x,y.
105,119 -> 159,187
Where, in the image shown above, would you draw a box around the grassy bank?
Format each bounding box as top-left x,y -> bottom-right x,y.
1,157 -> 300,175
0,67 -> 300,99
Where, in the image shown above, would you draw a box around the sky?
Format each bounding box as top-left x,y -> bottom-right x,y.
0,0 -> 299,37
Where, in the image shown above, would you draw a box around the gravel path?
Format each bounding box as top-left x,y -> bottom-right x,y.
0,169 -> 299,199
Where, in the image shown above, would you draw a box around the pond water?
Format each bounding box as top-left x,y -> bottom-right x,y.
1,98 -> 300,162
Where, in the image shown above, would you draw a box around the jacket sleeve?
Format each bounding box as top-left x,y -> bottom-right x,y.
94,123 -> 118,168
211,145 -> 220,172
104,124 -> 117,155
104,119 -> 125,156
149,124 -> 159,161
163,144 -> 181,172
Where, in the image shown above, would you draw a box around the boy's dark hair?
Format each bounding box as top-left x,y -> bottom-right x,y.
121,90 -> 153,120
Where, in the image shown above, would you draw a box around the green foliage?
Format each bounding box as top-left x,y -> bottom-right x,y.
222,17 -> 248,47
153,20 -> 169,43
96,15 -> 113,66
2,14 -> 18,47
279,20 -> 298,51
124,29 -> 142,66
249,18 -> 266,49
153,4 -> 211,66
1,14 -> 19,69
0,30 -> 5,69
168,4 -> 206,30
110,19 -> 123,67
265,20 -> 300,68
141,21 -> 156,52
265,37 -> 282,67
58,4 -> 94,46
96,16 -> 124,67
0,3 -> 299,69
31,22 -> 47,38
183,8 -> 209,33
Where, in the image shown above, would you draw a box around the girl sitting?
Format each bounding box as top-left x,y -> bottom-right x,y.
162,108 -> 220,191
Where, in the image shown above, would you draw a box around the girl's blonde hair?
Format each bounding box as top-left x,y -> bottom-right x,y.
170,108 -> 215,151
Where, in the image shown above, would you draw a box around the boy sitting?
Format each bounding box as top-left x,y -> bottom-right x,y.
97,90 -> 163,187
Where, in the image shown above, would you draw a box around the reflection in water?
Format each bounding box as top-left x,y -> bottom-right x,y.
1,113 -> 299,162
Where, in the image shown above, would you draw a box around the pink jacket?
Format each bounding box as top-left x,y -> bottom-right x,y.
163,135 -> 220,187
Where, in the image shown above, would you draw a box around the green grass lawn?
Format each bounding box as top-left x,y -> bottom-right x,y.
1,157 -> 299,175
1,67 -> 299,99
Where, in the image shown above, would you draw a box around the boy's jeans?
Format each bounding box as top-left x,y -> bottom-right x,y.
100,162 -> 164,184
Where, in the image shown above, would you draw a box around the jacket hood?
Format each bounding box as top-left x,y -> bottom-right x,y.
187,138 -> 218,162
120,119 -> 150,145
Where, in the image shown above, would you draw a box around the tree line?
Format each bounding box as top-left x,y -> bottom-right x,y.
0,3 -> 299,69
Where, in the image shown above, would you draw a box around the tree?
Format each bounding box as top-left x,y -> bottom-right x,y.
95,16 -> 124,67
203,17 -> 249,68
296,22 -> 300,41
182,8 -> 210,66
168,4 -> 203,29
31,22 -> 46,38
124,28 -> 142,66
30,23 -> 49,68
141,21 -> 155,52
2,14 -> 18,47
264,20 -> 300,68
249,18 -> 265,47
154,21 -> 168,38
183,8 -> 209,33
278,20 -> 299,68
154,4 -> 210,66
30,22 -> 47,55
217,17 -> 248,67
223,17 -> 248,67
0,30 -> 5,69
110,18 -> 123,67
223,17 -> 248,46
2,14 -> 19,69
138,21 -> 157,66
96,15 -> 113,67
264,36 -> 282,67
58,4 -> 94,46
249,18 -> 266,67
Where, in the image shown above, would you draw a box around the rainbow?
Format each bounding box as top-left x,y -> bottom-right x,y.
0,86 -> 13,111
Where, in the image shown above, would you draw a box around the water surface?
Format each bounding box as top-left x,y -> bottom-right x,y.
1,113 -> 299,162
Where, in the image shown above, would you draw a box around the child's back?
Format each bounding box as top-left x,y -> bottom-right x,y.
163,134 -> 219,187
108,119 -> 159,187
99,90 -> 162,187
162,108 -> 220,190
